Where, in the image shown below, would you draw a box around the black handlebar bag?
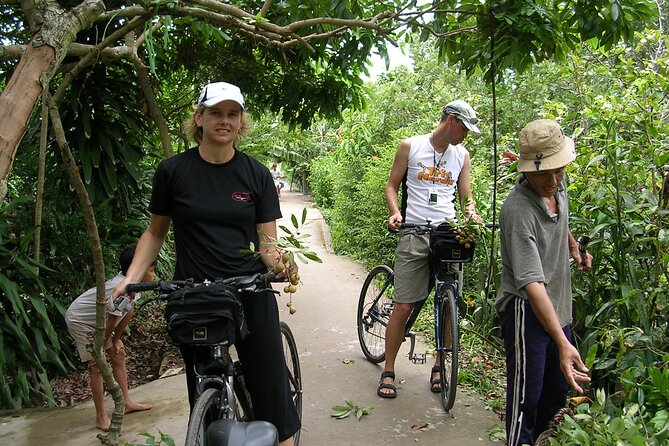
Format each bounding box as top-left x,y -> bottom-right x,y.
429,223 -> 475,263
165,283 -> 248,346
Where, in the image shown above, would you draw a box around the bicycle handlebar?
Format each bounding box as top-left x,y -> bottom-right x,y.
389,221 -> 497,234
126,271 -> 282,306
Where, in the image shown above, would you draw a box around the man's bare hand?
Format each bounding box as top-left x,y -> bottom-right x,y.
560,344 -> 591,394
388,214 -> 402,231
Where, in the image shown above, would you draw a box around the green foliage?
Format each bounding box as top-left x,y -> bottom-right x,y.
0,196 -> 70,409
551,385 -> 669,445
309,56 -> 494,268
424,0 -> 657,79
330,398 -> 374,420
244,208 -> 323,265
123,431 -> 175,446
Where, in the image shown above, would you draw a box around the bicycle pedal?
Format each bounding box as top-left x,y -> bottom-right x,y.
411,353 -> 426,364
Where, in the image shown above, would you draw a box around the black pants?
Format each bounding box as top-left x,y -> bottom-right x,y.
500,297 -> 570,446
180,289 -> 301,441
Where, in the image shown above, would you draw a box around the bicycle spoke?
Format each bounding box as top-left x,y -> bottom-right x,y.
357,265 -> 394,363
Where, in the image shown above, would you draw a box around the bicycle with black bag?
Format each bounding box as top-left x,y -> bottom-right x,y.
356,220 -> 477,412
127,271 -> 302,446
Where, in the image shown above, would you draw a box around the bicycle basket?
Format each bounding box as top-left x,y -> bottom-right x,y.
164,282 -> 248,346
429,223 -> 475,263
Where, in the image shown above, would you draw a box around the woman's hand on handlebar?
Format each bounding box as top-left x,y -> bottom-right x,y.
112,277 -> 135,302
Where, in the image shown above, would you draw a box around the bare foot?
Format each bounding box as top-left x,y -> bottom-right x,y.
125,401 -> 153,414
96,415 -> 111,432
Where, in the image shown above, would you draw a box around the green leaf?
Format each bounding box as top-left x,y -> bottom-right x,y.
301,207 -> 307,225
331,405 -> 350,412
291,213 -> 299,229
0,274 -> 29,320
303,251 -> 323,263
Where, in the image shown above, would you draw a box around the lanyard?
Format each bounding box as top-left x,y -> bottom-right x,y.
432,147 -> 446,185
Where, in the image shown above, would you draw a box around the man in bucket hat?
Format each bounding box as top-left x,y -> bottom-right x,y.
496,119 -> 593,445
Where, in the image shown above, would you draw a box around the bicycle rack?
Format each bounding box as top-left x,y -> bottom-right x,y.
407,332 -> 426,364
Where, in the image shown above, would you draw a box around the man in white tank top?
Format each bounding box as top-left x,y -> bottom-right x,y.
376,100 -> 482,399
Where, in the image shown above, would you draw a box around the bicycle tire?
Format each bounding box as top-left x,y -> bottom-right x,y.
357,265 -> 394,363
438,285 -> 459,412
184,387 -> 226,446
280,321 -> 303,445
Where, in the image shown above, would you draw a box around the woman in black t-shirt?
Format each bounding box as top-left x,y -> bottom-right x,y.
113,82 -> 300,445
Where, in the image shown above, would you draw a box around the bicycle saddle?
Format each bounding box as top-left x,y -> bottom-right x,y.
205,419 -> 279,446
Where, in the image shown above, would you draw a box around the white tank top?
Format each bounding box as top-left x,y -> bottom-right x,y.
402,133 -> 468,224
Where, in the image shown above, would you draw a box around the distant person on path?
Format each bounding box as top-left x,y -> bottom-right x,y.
65,244 -> 154,431
496,119 -> 592,445
271,163 -> 285,198
378,100 -> 483,399
111,82 -> 300,445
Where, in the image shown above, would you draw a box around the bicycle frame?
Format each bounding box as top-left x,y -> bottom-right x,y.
403,260 -> 462,364
192,344 -> 246,421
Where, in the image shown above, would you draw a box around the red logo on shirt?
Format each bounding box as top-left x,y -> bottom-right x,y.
232,192 -> 253,202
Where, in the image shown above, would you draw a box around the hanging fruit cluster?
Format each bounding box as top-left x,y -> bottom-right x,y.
274,251 -> 301,314
454,226 -> 477,249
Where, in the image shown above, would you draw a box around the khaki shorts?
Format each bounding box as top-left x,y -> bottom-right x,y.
393,230 -> 463,304
393,231 -> 432,304
68,325 -> 112,362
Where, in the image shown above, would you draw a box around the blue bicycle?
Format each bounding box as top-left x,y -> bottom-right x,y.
357,222 -> 476,411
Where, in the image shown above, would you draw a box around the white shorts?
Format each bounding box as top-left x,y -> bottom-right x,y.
68,325 -> 112,362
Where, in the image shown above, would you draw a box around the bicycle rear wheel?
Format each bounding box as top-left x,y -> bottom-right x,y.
185,387 -> 226,446
357,265 -> 394,363
280,321 -> 303,445
438,285 -> 459,412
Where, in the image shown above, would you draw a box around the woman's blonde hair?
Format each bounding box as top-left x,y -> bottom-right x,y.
183,104 -> 253,146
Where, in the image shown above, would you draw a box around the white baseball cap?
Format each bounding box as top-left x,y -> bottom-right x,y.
197,82 -> 245,109
442,99 -> 480,134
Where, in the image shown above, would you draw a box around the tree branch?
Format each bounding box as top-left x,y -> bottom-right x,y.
47,99 -> 123,446
52,16 -> 146,105
258,0 -> 271,18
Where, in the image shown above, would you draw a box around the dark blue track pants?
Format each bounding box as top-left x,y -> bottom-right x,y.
500,297 -> 571,446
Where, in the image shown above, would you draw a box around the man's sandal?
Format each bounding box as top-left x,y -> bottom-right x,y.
429,366 -> 444,393
377,371 -> 397,399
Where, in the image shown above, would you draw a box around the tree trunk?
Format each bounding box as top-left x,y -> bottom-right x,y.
33,90 -> 49,271
0,44 -> 56,202
0,0 -> 106,203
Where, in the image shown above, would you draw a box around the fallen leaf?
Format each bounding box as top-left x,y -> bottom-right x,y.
411,422 -> 429,430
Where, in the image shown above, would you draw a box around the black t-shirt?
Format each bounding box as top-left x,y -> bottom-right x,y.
150,148 -> 281,280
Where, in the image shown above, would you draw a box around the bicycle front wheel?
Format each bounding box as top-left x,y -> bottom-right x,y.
438,285 -> 459,412
281,321 -> 303,445
185,387 -> 225,446
357,265 -> 394,363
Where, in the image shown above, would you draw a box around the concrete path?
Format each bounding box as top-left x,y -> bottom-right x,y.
0,190 -> 502,445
